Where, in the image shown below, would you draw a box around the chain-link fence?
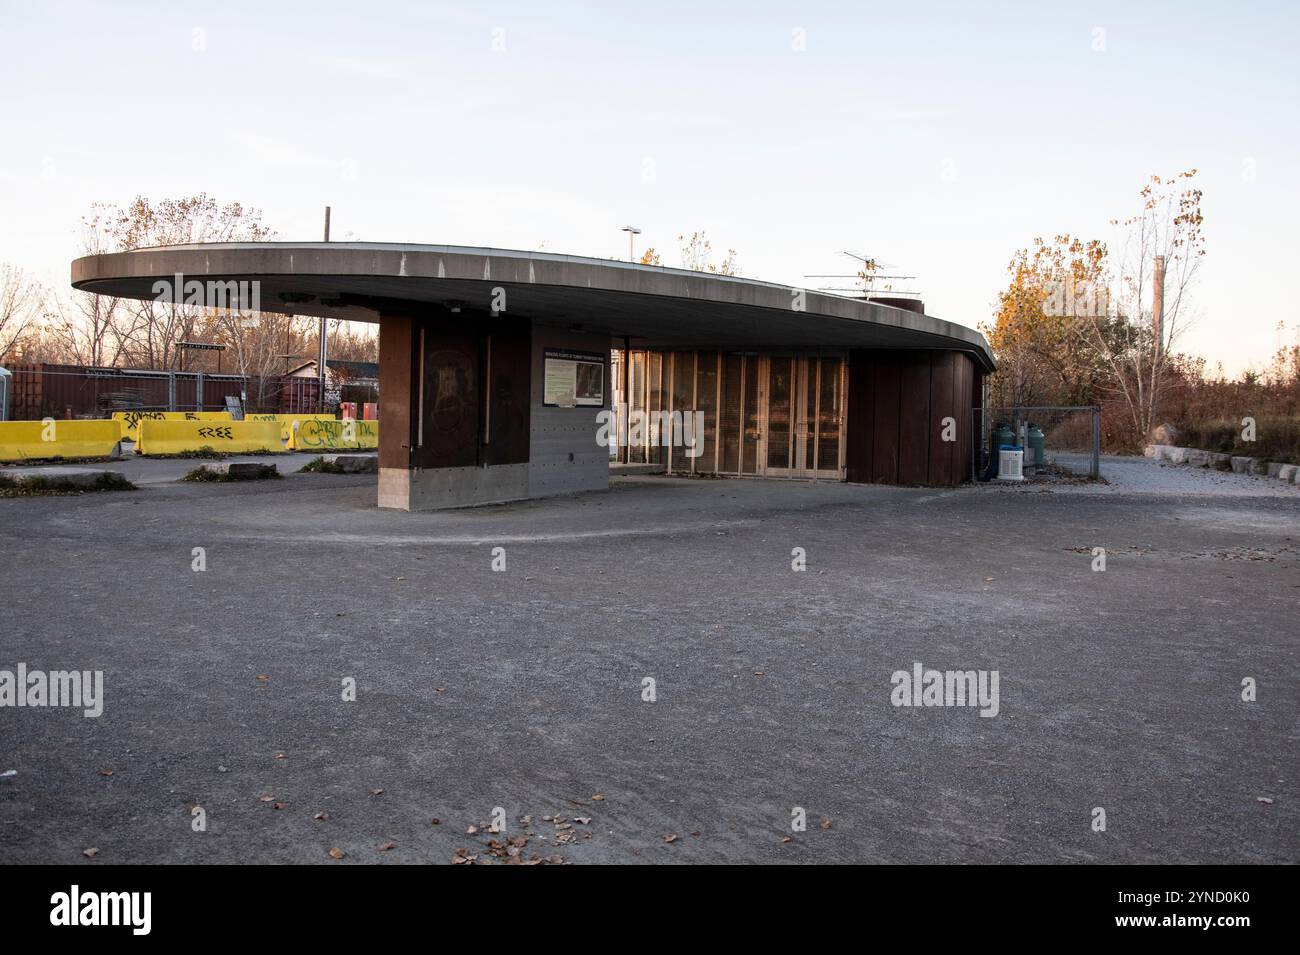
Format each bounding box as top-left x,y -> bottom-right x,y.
975,405 -> 1101,480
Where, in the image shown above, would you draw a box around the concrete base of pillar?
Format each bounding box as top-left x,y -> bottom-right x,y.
379,463 -> 531,511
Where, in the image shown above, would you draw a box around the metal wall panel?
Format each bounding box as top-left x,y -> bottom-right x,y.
870,355 -> 901,483
527,327 -> 610,497
847,349 -> 979,486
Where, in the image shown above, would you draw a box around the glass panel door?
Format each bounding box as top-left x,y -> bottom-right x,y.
720,354 -> 742,472
766,357 -> 793,471
741,355 -> 760,474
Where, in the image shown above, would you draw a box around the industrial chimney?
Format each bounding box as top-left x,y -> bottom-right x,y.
1152,255 -> 1166,353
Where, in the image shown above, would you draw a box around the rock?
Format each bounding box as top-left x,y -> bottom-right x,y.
1166,447 -> 1189,465
1230,456 -> 1256,475
328,454 -> 378,474
1278,464 -> 1299,483
1184,449 -> 1211,468
1267,462 -> 1286,479
1143,445 -> 1156,458
225,462 -> 278,480
1208,452 -> 1233,471
1150,423 -> 1181,445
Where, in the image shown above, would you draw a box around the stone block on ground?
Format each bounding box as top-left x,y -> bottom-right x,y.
224,462 -> 278,480
328,455 -> 378,474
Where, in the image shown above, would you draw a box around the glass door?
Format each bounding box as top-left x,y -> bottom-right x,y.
772,357 -> 844,478
764,356 -> 796,476
719,354 -> 763,475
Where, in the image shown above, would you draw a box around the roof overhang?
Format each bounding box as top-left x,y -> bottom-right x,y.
71,242 -> 996,371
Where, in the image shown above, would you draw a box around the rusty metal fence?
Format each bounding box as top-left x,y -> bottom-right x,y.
0,363 -> 322,419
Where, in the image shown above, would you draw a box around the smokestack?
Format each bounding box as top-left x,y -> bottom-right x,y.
1152,255 -> 1166,352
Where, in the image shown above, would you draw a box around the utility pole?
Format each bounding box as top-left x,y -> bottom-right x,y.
319,206 -> 330,412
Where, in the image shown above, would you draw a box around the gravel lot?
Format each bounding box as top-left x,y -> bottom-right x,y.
0,465 -> 1295,864
1046,452 -> 1300,497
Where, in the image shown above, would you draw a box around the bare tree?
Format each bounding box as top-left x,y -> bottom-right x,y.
1078,171 -> 1206,443
0,264 -> 42,362
678,231 -> 740,276
96,195 -> 274,369
45,211 -> 141,366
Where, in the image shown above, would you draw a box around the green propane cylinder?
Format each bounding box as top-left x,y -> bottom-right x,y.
1027,424 -> 1046,467
992,423 -> 1015,450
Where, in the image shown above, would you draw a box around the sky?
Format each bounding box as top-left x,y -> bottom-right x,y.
2,0 -> 1297,374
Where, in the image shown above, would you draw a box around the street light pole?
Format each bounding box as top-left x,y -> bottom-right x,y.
622,225 -> 641,262
319,206 -> 330,413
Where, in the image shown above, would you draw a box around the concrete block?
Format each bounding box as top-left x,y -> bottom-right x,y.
1208,452 -> 1233,471
1166,447 -> 1189,465
329,454 -> 378,474
1278,464 -> 1299,483
1184,449 -> 1210,468
1267,462 -> 1286,479
224,462 -> 278,480
1230,456 -> 1256,475
7,467 -> 114,489
1143,445 -> 1157,458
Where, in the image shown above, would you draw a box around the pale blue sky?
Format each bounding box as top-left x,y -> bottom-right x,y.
2,0 -> 1296,373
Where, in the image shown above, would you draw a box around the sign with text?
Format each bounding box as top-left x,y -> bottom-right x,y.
543,349 -> 605,408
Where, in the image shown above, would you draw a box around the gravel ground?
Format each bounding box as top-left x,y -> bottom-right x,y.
1042,453 -> 1300,497
0,468 -> 1296,864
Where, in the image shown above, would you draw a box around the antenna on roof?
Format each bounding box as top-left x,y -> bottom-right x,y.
803,250 -> 924,302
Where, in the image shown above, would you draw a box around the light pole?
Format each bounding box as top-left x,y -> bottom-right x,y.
622,225 -> 641,262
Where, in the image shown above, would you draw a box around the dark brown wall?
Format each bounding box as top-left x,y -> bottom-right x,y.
846,349 -> 981,486
378,314 -> 413,470
380,312 -> 532,472
416,317 -> 481,469
483,316 -> 531,467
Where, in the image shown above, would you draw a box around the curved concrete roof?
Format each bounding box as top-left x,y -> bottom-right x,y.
71,242 -> 995,370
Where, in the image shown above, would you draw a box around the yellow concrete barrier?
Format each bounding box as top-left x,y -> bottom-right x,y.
136,419 -> 282,456
245,414 -> 336,444
289,418 -> 379,451
112,411 -> 233,442
0,420 -> 122,462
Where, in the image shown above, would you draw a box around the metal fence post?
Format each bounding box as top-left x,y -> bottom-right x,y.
167,372 -> 176,412
1091,406 -> 1101,479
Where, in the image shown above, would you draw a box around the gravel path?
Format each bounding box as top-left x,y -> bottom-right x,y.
1045,453 -> 1300,497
